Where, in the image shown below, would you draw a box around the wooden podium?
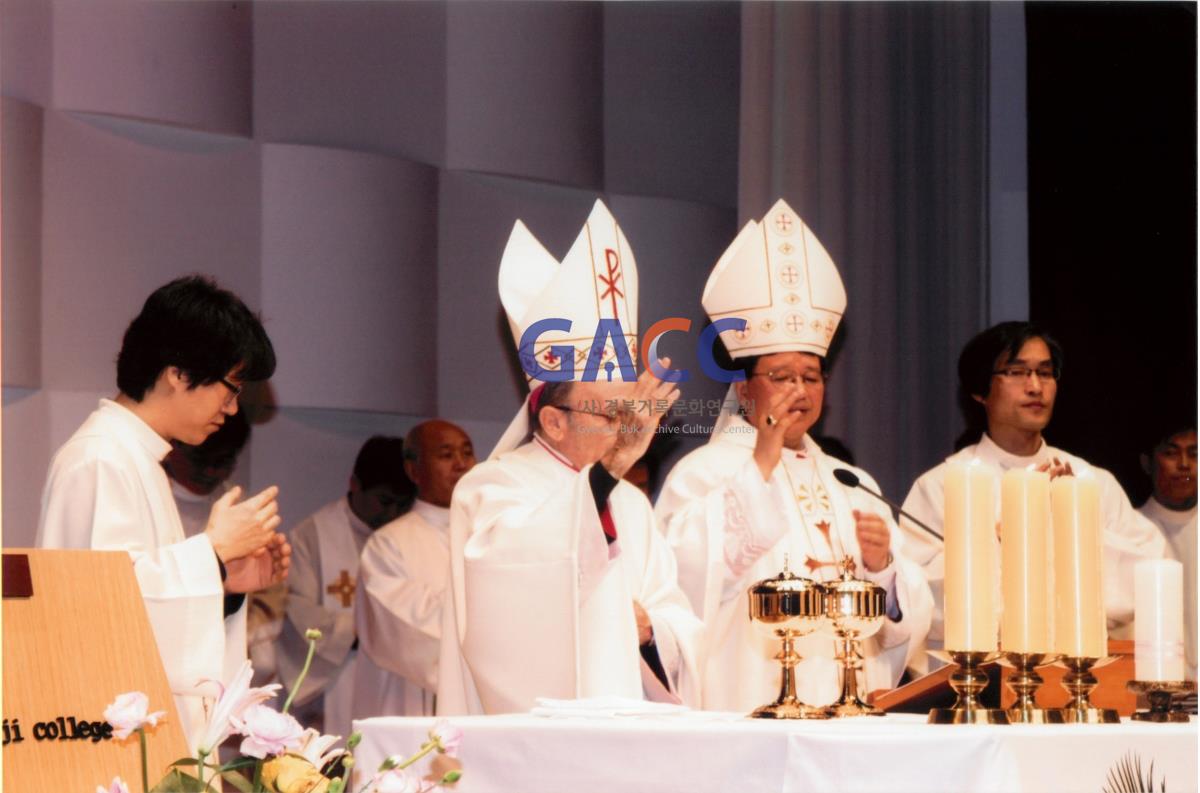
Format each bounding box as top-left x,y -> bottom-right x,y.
3,550 -> 190,793
873,640 -> 1137,715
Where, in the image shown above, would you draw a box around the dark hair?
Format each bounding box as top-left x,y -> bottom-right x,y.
353,436 -> 413,494
955,321 -> 1063,448
532,381 -> 575,424
1140,415 -> 1198,455
116,275 -> 276,400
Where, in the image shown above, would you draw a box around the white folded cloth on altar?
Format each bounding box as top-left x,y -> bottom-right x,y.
530,696 -> 690,718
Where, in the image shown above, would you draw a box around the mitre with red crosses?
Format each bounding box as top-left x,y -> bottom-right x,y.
490,199 -> 640,459
498,198 -> 639,387
702,198 -> 846,359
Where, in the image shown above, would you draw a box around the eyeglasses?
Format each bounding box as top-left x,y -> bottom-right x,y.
992,365 -> 1059,383
550,405 -> 620,426
218,377 -> 243,406
749,370 -> 826,388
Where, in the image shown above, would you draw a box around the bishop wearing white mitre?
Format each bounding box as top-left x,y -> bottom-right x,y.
436,200 -> 703,714
656,200 -> 934,711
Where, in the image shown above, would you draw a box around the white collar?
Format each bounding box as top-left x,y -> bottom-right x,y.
1141,496 -> 1197,532
974,432 -> 1053,471
98,398 -> 173,461
714,413 -> 816,460
411,498 -> 451,529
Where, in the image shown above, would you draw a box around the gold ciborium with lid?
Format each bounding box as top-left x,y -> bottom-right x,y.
747,557 -> 830,719
822,556 -> 887,717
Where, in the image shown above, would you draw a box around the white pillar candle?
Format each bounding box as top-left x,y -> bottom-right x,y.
1051,474 -> 1106,658
1000,468 -> 1052,654
944,460 -> 998,652
1134,559 -> 1185,681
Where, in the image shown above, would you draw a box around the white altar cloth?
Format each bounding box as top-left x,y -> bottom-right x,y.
353,711 -> 1197,793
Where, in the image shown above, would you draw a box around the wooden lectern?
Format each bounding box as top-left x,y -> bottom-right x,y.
873,640 -> 1137,715
3,550 -> 190,793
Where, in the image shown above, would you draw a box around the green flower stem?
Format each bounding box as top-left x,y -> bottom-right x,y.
396,740 -> 437,770
282,632 -> 320,714
251,759 -> 264,793
197,748 -> 210,789
138,727 -> 149,793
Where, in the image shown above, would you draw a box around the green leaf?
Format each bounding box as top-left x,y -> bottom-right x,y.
218,770 -> 255,793
169,759 -> 202,768
216,757 -> 260,773
148,768 -> 214,793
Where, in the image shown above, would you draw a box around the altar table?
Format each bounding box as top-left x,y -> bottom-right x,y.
353,711 -> 1197,793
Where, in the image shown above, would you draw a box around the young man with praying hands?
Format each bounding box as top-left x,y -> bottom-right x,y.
435,201 -> 703,715
37,275 -> 290,751
655,199 -> 933,711
899,321 -> 1166,672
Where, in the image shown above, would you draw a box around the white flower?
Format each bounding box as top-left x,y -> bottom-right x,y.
195,660 -> 282,754
232,704 -> 305,759
103,692 -> 166,740
96,776 -> 130,793
373,767 -> 426,793
293,726 -> 344,769
429,720 -> 463,757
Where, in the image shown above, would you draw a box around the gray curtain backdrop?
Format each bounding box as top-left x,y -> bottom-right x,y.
738,1 -> 992,502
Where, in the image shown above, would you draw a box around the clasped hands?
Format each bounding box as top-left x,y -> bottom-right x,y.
204,485 -> 291,593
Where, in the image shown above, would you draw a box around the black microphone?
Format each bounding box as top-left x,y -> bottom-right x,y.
832,468 -> 944,542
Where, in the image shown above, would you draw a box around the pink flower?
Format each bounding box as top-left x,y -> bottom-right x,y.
103,692 -> 166,740
429,720 -> 463,757
294,727 -> 344,768
373,767 -> 427,793
232,703 -> 305,759
96,777 -> 130,793
195,660 -> 282,754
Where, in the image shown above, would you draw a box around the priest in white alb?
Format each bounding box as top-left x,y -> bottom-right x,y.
37,276 -> 290,751
900,322 -> 1167,673
277,436 -> 413,737
355,419 -> 476,717
436,200 -> 703,715
655,200 -> 934,711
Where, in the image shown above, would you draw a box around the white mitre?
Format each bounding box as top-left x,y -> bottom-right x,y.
490,199 -> 640,458
702,198 -> 846,359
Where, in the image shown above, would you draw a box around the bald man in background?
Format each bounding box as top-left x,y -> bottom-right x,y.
356,420 -> 476,717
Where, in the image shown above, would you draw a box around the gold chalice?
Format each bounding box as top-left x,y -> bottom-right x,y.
822,556 -> 887,717
748,559 -> 831,719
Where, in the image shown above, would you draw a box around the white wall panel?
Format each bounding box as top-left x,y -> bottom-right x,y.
603,3 -> 740,208
52,0 -> 252,134
446,1 -> 602,188
260,144 -> 437,414
436,171 -> 601,426
40,111 -> 261,392
1,0 -> 52,106
254,1 -> 447,166
3,98 -> 44,388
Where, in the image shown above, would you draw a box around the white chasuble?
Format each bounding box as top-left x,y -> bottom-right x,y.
278,498 -> 372,738
355,500 -> 451,717
900,433 -> 1167,672
37,399 -> 247,751
436,439 -> 703,715
655,415 -> 933,711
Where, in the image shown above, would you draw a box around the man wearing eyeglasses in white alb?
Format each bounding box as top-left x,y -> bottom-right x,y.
656,200 -> 934,712
899,321 -> 1166,673
37,275 -> 290,751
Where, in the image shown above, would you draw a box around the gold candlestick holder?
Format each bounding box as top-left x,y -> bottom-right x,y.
1057,655 -> 1120,723
998,652 -> 1064,724
928,650 -> 1009,724
823,557 -> 886,717
1127,680 -> 1196,723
